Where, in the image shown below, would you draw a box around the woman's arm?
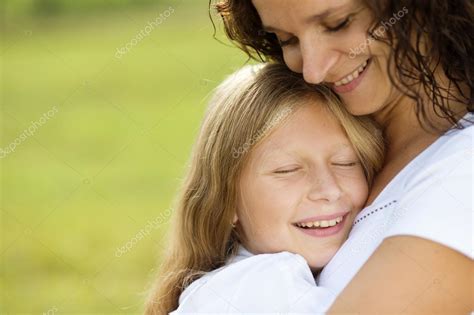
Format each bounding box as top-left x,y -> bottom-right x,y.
328,235 -> 473,313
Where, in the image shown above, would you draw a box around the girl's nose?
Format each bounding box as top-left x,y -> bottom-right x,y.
306,168 -> 343,203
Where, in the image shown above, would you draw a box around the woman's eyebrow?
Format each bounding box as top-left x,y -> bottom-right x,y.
262,3 -> 349,33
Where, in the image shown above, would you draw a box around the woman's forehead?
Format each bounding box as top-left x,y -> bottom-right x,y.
253,0 -> 357,32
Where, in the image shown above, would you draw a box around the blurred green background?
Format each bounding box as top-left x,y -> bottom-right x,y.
1,0 -> 249,313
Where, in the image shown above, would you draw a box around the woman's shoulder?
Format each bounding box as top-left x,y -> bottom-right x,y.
434,116 -> 473,157
382,119 -> 473,259
398,115 -> 473,190
411,121 -> 471,185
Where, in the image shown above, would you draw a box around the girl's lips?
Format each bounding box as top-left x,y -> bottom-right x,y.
331,58 -> 371,94
294,212 -> 349,238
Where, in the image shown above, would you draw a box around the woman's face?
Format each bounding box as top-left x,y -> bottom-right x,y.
252,0 -> 399,116
237,101 -> 368,270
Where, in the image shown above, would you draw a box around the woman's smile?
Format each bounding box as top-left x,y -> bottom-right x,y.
331,58 -> 371,94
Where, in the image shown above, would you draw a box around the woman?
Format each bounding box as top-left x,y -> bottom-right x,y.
214,0 -> 473,313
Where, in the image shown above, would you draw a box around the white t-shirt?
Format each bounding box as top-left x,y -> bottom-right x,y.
171,247 -> 337,314
318,112 -> 473,296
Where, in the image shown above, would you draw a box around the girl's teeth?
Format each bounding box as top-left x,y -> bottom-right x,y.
296,216 -> 344,229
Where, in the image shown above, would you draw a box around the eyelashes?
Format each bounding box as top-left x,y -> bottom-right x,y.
325,16 -> 352,33
332,162 -> 358,167
278,37 -> 297,47
275,14 -> 354,47
273,167 -> 300,174
273,162 -> 358,174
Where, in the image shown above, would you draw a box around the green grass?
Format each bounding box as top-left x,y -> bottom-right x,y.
1,2 -> 250,313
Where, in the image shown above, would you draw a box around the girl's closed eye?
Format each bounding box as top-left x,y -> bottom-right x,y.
273,166 -> 301,174
332,161 -> 359,167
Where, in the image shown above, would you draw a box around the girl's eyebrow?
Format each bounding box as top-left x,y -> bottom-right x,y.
262,3 -> 349,33
332,143 -> 354,152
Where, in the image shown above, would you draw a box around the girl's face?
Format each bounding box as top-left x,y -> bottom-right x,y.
251,0 -> 399,116
237,102 -> 368,270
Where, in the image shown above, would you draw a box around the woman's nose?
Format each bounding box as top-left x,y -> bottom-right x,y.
299,35 -> 339,84
306,168 -> 343,203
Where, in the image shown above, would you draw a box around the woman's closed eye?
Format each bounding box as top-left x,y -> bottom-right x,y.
325,15 -> 352,33
277,36 -> 298,47
277,18 -> 353,46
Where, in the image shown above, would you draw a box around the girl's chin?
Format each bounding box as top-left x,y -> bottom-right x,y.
304,253 -> 335,270
306,260 -> 328,272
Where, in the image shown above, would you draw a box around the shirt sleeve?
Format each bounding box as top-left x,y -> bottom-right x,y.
171,252 -> 337,314
384,147 -> 473,259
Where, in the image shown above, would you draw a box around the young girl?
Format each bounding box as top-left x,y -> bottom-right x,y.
145,63 -> 384,314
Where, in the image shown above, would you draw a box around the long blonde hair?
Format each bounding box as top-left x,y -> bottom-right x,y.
145,63 -> 384,315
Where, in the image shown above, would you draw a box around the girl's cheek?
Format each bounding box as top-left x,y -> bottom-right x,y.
351,179 -> 370,207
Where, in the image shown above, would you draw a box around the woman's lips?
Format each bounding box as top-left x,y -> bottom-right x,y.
331,58 -> 371,94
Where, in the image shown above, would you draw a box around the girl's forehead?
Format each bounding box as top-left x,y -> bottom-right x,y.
246,107 -> 353,163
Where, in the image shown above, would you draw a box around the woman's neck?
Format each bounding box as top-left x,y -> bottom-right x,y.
365,93 -> 467,205
373,94 -> 466,164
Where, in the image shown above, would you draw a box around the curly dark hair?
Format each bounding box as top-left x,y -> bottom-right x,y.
211,0 -> 474,130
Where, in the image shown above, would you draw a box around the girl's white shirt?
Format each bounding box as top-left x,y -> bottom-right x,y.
171,247 -> 336,314
171,112 -> 473,314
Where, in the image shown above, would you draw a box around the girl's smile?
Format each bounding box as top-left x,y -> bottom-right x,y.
293,210 -> 351,238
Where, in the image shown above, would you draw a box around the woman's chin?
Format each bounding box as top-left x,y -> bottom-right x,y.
342,97 -> 385,116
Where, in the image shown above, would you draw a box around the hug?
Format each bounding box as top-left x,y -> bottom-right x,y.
146,1 -> 473,314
